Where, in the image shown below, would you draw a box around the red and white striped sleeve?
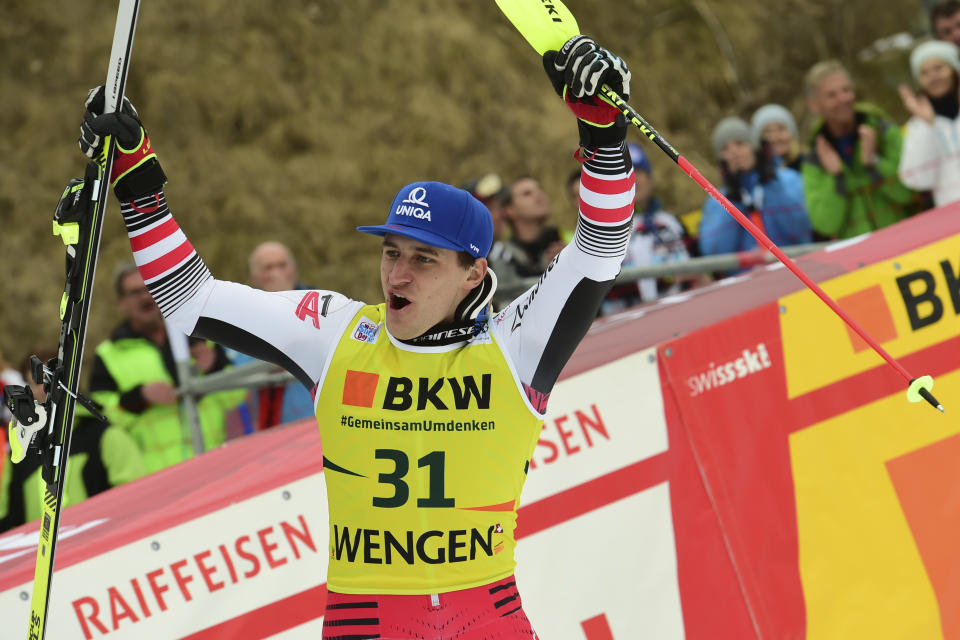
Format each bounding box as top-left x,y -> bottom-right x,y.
119,191 -> 360,389
490,141 -> 635,414
123,192 -> 212,316
570,144 -> 636,279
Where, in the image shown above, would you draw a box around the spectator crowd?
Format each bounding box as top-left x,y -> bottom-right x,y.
4,2 -> 960,533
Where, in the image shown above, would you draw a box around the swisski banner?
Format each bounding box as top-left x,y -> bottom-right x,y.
657,209 -> 960,638
2,204 -> 960,638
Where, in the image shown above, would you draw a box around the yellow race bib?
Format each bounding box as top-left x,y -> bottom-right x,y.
315,304 -> 542,594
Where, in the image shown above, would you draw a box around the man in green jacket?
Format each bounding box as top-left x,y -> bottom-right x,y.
802,60 -> 922,239
0,349 -> 145,532
89,263 -> 244,474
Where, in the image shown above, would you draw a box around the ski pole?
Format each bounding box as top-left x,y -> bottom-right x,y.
494,0 -> 944,412
599,87 -> 942,412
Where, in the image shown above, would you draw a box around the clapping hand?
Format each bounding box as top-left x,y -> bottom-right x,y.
898,85 -> 935,124
858,125 -> 877,168
815,135 -> 843,176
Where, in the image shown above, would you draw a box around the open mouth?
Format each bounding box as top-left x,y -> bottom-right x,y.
389,293 -> 411,310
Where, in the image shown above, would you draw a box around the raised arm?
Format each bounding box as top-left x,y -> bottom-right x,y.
79,87 -> 361,388
124,194 -> 359,387
491,36 -> 635,414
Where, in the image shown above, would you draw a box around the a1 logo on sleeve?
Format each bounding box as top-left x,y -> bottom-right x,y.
352,317 -> 381,344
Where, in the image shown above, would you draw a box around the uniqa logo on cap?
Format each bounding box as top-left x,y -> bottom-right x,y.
395,186 -> 432,221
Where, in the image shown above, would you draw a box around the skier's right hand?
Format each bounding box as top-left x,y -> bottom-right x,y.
79,86 -> 143,157
78,86 -> 167,202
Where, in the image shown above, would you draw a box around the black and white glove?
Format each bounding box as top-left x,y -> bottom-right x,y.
543,35 -> 631,147
78,86 -> 167,202
545,35 -> 631,103
79,86 -> 142,157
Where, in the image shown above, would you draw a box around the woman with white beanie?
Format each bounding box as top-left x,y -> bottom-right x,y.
898,40 -> 960,206
751,104 -> 803,171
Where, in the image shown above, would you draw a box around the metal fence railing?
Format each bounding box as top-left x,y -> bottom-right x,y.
174,241 -> 831,451
495,241 -> 831,300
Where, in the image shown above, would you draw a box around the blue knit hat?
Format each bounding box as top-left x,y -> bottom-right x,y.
627,142 -> 652,175
357,181 -> 494,258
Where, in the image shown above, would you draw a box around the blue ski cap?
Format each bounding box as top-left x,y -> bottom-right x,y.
627,142 -> 652,176
357,181 -> 493,258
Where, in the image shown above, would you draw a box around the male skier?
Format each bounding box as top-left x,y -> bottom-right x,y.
79,35 -> 634,639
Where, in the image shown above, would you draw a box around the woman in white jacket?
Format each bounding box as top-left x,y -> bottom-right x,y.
898,40 -> 960,206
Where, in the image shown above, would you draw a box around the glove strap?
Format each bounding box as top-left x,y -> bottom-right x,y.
110,128 -> 152,184
563,87 -> 621,127
110,130 -> 168,202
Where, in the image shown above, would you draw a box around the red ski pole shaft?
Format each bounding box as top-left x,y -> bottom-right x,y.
599,85 -> 914,383
680,156 -> 911,380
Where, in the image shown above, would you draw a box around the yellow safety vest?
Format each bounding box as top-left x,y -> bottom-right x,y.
92,337 -> 243,473
315,304 -> 542,594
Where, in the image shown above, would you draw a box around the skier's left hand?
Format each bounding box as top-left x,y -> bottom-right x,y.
544,35 -> 631,104
78,86 -> 167,202
542,35 -> 630,147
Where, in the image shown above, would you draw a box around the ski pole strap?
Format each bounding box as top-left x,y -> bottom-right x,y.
110,130 -> 167,202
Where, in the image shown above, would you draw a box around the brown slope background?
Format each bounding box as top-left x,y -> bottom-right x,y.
0,0 -> 924,376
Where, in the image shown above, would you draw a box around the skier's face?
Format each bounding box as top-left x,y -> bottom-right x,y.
380,234 -> 486,340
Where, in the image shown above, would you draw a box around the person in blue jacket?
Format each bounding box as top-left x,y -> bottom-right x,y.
698,116 -> 812,259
